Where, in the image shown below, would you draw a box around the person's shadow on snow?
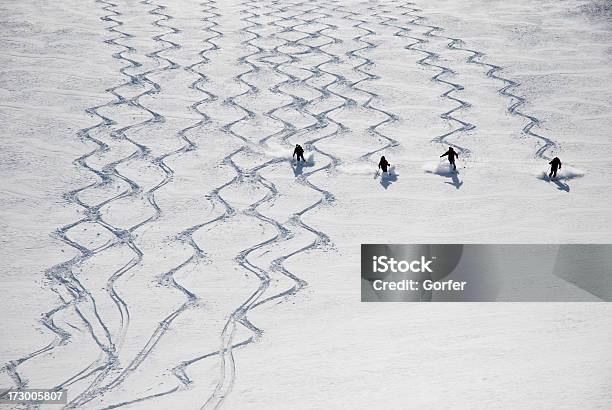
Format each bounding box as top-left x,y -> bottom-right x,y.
424,162 -> 463,189
551,178 -> 570,192
537,171 -> 582,193
375,166 -> 399,190
445,171 -> 463,190
292,161 -> 305,176
291,155 -> 315,177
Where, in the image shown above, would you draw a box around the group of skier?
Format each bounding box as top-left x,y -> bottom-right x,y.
378,147 -> 459,173
293,144 -> 563,181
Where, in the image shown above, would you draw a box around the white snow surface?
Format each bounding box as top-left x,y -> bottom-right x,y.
1,0 -> 612,408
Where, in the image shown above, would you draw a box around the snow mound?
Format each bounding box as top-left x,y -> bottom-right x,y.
380,165 -> 397,179
263,147 -> 316,166
536,165 -> 585,181
384,165 -> 397,176
257,145 -> 315,165
303,153 -> 316,166
423,161 -> 456,176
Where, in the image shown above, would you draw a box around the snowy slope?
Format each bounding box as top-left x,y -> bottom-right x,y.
1,0 -> 611,408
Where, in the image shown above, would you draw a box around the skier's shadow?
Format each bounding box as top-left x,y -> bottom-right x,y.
375,168 -> 399,189
444,171 -> 463,190
537,172 -> 576,192
291,158 -> 314,176
425,163 -> 463,189
551,179 -> 570,192
432,168 -> 463,189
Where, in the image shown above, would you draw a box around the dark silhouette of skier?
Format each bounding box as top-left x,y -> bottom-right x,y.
440,147 -> 458,171
548,157 -> 562,179
293,144 -> 305,162
378,156 -> 390,173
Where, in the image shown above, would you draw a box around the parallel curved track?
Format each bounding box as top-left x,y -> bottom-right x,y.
201,1 -> 346,407
336,3 -> 401,161
397,0 -> 557,158
4,0 -> 152,393
3,0 -> 203,406
2,0 -> 564,408
395,3 -> 475,155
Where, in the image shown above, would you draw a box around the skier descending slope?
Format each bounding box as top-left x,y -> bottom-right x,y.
378,156 -> 391,173
440,147 -> 459,172
549,157 -> 562,179
293,144 -> 306,162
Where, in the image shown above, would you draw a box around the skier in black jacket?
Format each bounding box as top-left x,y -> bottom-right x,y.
440,147 -> 458,171
378,156 -> 390,173
293,144 -> 305,162
549,157 -> 562,179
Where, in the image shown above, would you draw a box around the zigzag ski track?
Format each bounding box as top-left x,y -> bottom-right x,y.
4,0 -> 610,408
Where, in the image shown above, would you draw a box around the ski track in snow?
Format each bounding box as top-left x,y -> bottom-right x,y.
3,0 -> 202,406
64,0 -> 199,405
4,0 -> 155,395
202,1 -> 347,407
387,1 -> 476,156
396,1 -> 558,159
2,0 -> 566,408
95,1 -> 228,407
336,2 -> 401,161
68,0 -> 205,406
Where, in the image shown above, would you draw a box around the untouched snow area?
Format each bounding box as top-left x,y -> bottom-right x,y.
1,0 -> 612,408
